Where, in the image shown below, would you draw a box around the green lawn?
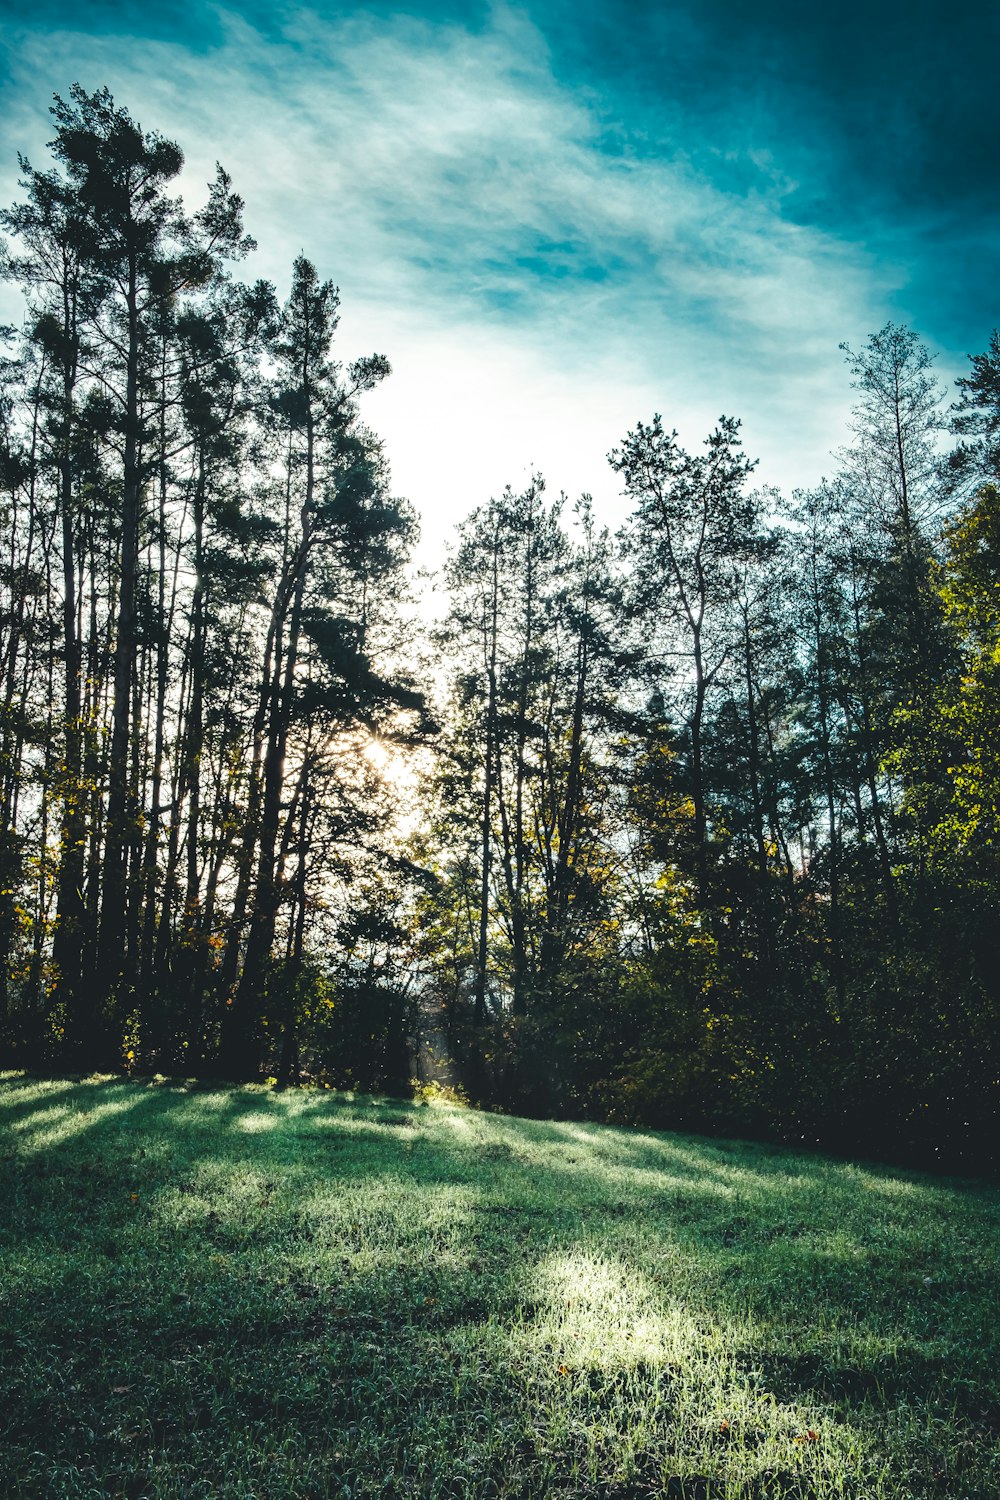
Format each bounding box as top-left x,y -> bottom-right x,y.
1,1075 -> 997,1499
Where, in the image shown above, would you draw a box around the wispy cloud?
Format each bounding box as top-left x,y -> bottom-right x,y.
0,3 -> 929,559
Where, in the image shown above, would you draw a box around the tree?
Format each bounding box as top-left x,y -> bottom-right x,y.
839,323 -> 945,555
949,329 -> 1000,489
2,87 -> 256,1052
1,88 -> 418,1082
904,484 -> 1000,863
220,256 -> 414,1079
0,135 -> 97,1040
427,484 -> 634,1107
611,414 -> 758,890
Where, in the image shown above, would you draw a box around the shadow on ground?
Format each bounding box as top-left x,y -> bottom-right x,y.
1,1074 -> 998,1499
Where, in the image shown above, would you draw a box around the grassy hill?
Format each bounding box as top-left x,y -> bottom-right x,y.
1,1074 -> 997,1499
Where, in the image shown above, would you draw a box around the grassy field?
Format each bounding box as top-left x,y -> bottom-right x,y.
1,1075 -> 998,1500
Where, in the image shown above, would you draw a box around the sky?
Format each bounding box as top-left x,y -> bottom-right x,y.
0,0 -> 997,566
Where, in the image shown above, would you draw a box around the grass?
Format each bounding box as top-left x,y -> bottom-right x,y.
0,1075 -> 998,1499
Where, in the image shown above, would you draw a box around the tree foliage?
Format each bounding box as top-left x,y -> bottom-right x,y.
0,89 -> 996,1173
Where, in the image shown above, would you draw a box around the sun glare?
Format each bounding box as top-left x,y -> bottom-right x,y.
363,737 -> 421,833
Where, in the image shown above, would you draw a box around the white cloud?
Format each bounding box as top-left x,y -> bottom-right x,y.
0,3 -> 910,565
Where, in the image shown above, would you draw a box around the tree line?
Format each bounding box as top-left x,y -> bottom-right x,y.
1,87 -> 997,1171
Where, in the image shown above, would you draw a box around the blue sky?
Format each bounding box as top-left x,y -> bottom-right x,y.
1,0 -> 996,562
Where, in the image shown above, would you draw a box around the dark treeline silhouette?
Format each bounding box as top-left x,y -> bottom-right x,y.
1,88 -> 997,1172
0,87 -> 424,1088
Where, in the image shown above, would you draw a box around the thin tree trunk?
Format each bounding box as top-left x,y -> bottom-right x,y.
96,256 -> 142,1045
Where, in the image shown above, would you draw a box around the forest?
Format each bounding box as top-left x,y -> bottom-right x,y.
0,86 -> 997,1173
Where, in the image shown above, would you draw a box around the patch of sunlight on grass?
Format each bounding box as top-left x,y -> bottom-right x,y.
531,1248 -> 698,1368
9,1091 -> 142,1150
234,1111 -> 279,1132
435,1104 -> 484,1141
512,1248 -> 878,1497
534,1139 -> 743,1202
6,1100 -> 75,1133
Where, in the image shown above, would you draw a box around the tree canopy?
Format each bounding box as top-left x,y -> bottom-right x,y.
0,87 -> 996,1174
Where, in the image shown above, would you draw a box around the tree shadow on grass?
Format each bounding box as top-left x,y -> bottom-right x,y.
0,1075 -> 998,1498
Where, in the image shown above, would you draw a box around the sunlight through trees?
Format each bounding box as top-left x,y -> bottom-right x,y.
0,86 -> 996,1172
